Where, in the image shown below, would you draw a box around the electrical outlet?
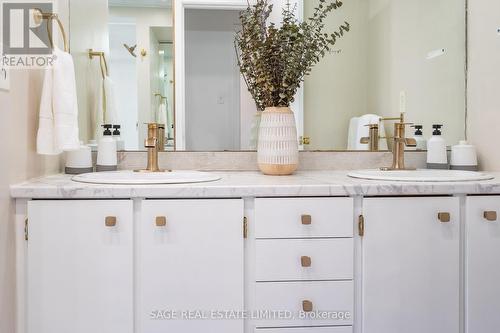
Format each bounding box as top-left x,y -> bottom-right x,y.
0,66 -> 10,91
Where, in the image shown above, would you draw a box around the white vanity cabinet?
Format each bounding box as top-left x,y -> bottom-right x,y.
466,196 -> 500,333
15,187 -> 500,333
26,200 -> 134,333
139,199 -> 245,333
362,197 -> 461,333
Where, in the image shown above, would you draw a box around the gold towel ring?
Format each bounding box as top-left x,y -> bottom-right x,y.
33,9 -> 69,52
88,49 -> 109,79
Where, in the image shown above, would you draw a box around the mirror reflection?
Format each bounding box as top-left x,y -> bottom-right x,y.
70,0 -> 174,151
70,0 -> 466,152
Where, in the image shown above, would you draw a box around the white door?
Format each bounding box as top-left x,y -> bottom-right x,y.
27,200 -> 134,333
466,196 -> 500,333
362,197 -> 460,333
139,199 -> 244,333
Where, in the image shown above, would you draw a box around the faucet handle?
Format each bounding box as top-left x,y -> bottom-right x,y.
404,138 -> 417,147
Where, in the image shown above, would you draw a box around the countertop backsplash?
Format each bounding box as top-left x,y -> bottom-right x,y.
96,151 -> 429,172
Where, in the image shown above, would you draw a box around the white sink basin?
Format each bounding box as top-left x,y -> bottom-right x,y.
72,170 -> 221,185
348,169 -> 494,182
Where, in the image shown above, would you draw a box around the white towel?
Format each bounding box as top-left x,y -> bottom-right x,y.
158,102 -> 167,125
347,117 -> 359,150
347,114 -> 389,150
88,62 -> 103,141
104,77 -> 119,125
37,48 -> 80,155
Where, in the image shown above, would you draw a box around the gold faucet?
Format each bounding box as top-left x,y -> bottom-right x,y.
380,113 -> 417,170
136,123 -> 165,173
360,124 -> 380,151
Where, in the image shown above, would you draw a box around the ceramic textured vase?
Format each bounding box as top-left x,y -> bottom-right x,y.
257,107 -> 299,175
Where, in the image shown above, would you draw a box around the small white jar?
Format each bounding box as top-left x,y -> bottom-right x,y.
450,141 -> 478,171
65,144 -> 93,174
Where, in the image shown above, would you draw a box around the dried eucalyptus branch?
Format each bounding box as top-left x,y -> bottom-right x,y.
235,0 -> 349,110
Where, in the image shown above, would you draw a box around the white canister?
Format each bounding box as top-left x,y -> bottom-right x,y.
65,144 -> 93,174
450,141 -> 478,171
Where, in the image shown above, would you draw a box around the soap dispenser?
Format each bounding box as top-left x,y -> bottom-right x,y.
112,125 -> 125,151
427,124 -> 448,169
411,125 -> 427,151
96,124 -> 118,172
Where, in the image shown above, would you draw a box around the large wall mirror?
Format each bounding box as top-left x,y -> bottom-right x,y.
70,0 -> 466,152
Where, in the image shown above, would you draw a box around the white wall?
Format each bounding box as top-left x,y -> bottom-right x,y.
70,0 -> 110,142
304,0 -> 466,150
108,20 -> 139,149
304,0 -> 368,150
184,9 -> 241,151
0,1 -> 68,331
366,0 -> 466,148
467,0 -> 500,171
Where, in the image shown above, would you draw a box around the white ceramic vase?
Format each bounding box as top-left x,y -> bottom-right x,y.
257,107 -> 299,175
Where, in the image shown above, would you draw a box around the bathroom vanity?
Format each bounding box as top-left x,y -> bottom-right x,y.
10,171 -> 500,333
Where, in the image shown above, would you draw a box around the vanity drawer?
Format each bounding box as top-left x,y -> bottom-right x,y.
256,239 -> 353,281
254,281 -> 353,327
255,198 -> 354,238
255,327 -> 352,333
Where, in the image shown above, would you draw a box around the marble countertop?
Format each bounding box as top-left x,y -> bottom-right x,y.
9,171 -> 500,199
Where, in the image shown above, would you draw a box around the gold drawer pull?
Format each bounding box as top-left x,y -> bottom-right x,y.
301,215 -> 312,225
301,256 -> 312,267
438,212 -> 451,223
156,216 -> 167,227
105,216 -> 117,227
302,300 -> 313,312
484,211 -> 498,222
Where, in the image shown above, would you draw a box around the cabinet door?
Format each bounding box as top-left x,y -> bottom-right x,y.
140,199 -> 244,333
362,197 -> 460,333
27,200 -> 133,333
466,196 -> 500,333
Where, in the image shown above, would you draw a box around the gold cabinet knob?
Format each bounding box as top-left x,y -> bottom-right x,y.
301,215 -> 312,225
302,300 -> 313,312
438,212 -> 451,223
156,216 -> 167,227
301,256 -> 312,268
484,211 -> 498,222
105,216 -> 117,227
